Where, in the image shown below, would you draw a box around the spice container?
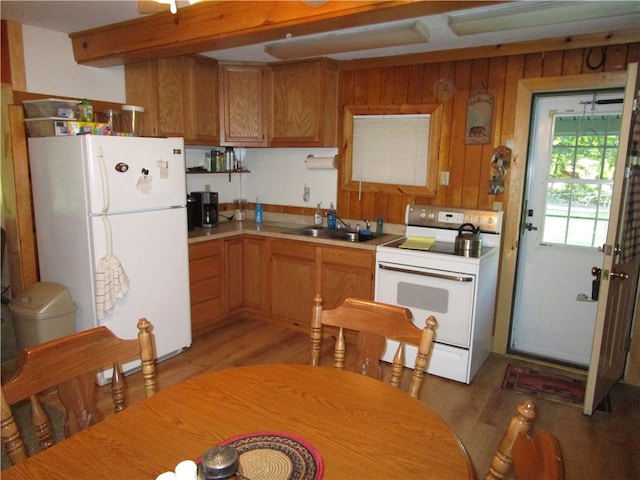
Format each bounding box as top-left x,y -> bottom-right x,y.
199,445 -> 244,480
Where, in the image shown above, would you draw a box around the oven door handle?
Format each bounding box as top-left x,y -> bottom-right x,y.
378,264 -> 473,282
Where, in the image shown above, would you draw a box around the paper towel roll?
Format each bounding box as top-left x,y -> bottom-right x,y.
305,155 -> 337,170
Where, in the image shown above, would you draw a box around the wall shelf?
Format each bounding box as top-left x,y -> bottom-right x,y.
186,169 -> 250,182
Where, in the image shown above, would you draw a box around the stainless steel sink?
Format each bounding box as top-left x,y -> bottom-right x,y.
284,226 -> 377,243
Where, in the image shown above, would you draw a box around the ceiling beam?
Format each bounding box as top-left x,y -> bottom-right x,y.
70,1 -> 503,67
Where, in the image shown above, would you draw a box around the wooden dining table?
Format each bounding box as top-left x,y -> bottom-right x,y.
2,364 -> 475,479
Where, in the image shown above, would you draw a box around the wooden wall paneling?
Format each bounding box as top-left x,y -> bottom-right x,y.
365,68 -> 381,104
392,65 -> 409,104
467,58 -> 490,208
342,69 -> 355,105
406,64 -> 424,104
541,50 -> 564,77
628,43 -> 640,64
379,67 -> 395,104
352,69 -> 368,105
434,62 -> 455,207
373,192 -> 389,225
523,52 -> 544,78
448,60 -> 472,207
387,191 -> 405,223
420,64 -> 439,104
603,44 -> 630,72
486,56 -> 508,210
561,48 -> 585,75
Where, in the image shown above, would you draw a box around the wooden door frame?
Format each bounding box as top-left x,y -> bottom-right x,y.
492,69 -> 640,384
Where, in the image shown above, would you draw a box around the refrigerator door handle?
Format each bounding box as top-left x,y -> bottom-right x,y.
97,146 -> 110,213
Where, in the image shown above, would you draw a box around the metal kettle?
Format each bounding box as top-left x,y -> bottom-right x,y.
455,223 -> 482,255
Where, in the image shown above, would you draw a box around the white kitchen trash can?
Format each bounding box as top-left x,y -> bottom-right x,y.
9,281 -> 76,350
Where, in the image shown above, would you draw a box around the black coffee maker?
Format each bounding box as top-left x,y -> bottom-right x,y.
191,191 -> 218,228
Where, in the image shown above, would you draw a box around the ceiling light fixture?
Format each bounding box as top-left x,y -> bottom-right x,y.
265,20 -> 429,60
151,0 -> 201,15
448,1 -> 640,36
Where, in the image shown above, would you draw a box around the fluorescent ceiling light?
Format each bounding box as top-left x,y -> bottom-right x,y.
448,1 -> 640,36
265,20 -> 429,60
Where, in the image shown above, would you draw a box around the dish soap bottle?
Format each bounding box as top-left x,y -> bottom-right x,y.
327,202 -> 337,229
255,197 -> 263,224
314,203 -> 323,226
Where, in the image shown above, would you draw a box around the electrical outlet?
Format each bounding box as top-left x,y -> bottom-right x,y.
440,171 -> 450,186
303,184 -> 311,203
204,184 -> 211,192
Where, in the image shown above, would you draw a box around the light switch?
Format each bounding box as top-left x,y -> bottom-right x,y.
440,171 -> 450,186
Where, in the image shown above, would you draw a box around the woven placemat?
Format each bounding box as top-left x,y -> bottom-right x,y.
219,432 -> 324,480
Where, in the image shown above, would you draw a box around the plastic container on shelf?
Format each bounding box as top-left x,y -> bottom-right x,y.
22,98 -> 79,119
120,105 -> 145,136
9,281 -> 77,350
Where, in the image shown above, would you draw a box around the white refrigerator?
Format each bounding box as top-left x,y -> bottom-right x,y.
28,135 -> 191,381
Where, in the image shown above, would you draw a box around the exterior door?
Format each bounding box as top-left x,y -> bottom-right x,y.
510,91 -> 623,366
584,63 -> 640,415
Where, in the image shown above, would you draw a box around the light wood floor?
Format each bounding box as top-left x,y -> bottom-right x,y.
15,317 -> 640,479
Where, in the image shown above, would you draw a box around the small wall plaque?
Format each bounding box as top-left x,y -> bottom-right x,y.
464,92 -> 494,145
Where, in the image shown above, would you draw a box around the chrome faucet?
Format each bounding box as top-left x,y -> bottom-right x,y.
335,215 -> 351,230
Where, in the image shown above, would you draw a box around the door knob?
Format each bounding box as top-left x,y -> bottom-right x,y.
524,223 -> 538,231
610,271 -> 629,280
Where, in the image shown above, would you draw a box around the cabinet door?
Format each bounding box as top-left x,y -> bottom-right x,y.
124,61 -> 158,137
185,56 -> 219,145
189,240 -> 225,336
244,236 -> 269,313
225,237 -> 244,313
268,59 -> 339,147
219,64 -> 266,146
270,239 -> 316,327
319,246 -> 374,309
154,57 -> 187,138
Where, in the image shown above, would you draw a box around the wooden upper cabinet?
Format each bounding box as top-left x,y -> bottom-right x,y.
184,56 -> 219,145
219,63 -> 267,146
154,57 -> 185,138
125,55 -> 218,145
267,58 -> 340,147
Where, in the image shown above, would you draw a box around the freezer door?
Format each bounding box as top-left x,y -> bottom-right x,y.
84,136 -> 187,214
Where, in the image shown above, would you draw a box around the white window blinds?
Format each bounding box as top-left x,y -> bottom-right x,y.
352,114 -> 430,186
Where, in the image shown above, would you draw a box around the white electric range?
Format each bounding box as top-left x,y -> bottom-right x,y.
375,204 -> 503,383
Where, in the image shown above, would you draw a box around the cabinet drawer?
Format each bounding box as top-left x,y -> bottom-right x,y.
190,240 -> 223,260
190,277 -> 223,304
319,246 -> 374,268
271,239 -> 315,260
190,255 -> 222,283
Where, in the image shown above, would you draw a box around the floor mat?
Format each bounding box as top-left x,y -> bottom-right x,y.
501,364 -> 611,413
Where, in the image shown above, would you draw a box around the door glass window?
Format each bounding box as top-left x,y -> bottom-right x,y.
543,114 -> 622,247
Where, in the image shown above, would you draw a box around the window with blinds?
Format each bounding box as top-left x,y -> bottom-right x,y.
352,115 -> 429,186
342,104 -> 441,197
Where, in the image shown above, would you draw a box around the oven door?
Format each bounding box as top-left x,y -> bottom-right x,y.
375,261 -> 476,347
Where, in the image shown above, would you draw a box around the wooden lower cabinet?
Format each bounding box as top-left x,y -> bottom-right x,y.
225,237 -> 244,314
318,245 -> 375,310
243,236 -> 269,313
188,240 -> 225,336
270,239 -> 316,329
189,235 -> 375,334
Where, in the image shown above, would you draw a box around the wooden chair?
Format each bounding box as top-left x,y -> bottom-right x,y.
310,294 -> 437,399
485,399 -> 565,480
1,318 -> 157,466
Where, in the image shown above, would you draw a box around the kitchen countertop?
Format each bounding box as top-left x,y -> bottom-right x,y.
188,219 -> 400,250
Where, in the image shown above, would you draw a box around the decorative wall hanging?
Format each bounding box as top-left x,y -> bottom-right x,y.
464,92 -> 494,145
488,145 -> 511,195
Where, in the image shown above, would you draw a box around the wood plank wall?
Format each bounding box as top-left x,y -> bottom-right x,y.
338,42 -> 640,225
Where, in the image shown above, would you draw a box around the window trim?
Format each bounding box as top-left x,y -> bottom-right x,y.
341,104 -> 442,196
